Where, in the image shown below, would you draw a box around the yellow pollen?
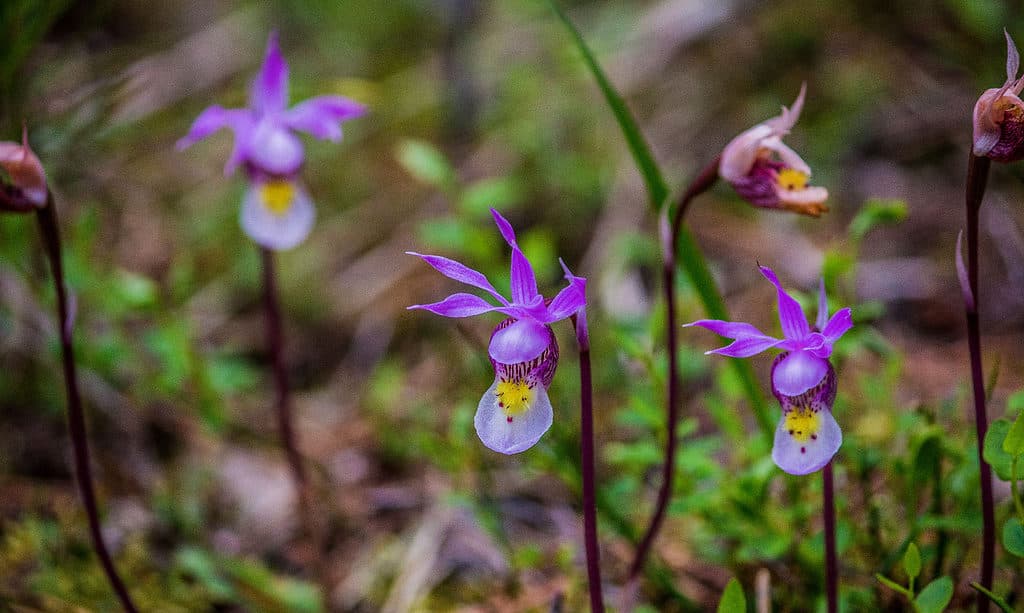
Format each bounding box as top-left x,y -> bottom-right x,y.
776,168 -> 809,191
260,180 -> 295,216
784,406 -> 821,443
495,379 -> 534,417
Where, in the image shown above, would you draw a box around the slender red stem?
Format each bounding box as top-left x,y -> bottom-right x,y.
576,332 -> 604,612
260,249 -> 319,571
823,461 -> 838,613
628,157 -> 720,582
964,153 -> 994,613
36,198 -> 139,613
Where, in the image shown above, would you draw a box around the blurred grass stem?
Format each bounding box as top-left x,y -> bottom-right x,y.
36,196 -> 139,613
964,152 -> 994,613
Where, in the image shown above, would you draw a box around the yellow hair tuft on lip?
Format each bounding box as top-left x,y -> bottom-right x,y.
261,180 -> 296,216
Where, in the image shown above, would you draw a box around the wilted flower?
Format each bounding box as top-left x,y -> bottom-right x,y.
685,266 -> 852,474
973,30 -> 1024,162
178,32 -> 365,250
719,84 -> 829,217
408,209 -> 587,454
0,129 -> 47,212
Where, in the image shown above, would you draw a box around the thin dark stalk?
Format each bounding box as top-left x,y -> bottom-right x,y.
36,197 -> 139,613
932,448 -> 948,580
823,461 -> 838,613
260,249 -> 320,579
627,156 -> 723,583
573,315 -> 604,613
964,153 -> 994,613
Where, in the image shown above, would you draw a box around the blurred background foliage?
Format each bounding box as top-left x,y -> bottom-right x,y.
2,0 -> 1024,610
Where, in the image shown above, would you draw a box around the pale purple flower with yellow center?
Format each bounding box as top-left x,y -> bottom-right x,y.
178,32 -> 365,250
685,266 -> 852,475
719,83 -> 829,217
973,30 -> 1024,162
408,209 -> 587,454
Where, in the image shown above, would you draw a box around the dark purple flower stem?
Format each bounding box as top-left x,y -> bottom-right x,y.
572,314 -> 604,613
627,155 -> 721,583
964,153 -> 994,613
35,196 -> 139,613
260,248 -> 320,577
823,461 -> 838,613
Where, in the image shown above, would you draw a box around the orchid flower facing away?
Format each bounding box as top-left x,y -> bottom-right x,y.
0,129 -> 48,212
178,32 -> 366,250
685,266 -> 853,475
719,84 -> 829,217
974,30 -> 1024,162
408,209 -> 587,454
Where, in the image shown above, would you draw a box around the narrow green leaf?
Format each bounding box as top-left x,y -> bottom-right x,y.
1002,517 -> 1024,557
875,573 -> 912,598
716,578 -> 746,613
1003,409 -> 1024,456
970,582 -> 1015,613
902,543 -> 921,580
914,576 -> 953,613
545,0 -> 666,210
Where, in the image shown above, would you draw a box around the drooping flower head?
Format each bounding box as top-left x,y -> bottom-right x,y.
408,209 -> 587,454
719,84 -> 829,217
973,30 -> 1024,162
0,128 -> 47,212
685,266 -> 852,474
178,32 -> 366,250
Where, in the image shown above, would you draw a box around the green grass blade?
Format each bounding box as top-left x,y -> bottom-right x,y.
545,0 -> 668,210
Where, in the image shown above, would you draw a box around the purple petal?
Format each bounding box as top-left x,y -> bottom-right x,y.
760,266 -> 809,340
250,32 -> 289,115
821,307 -> 853,344
284,96 -> 366,141
509,247 -> 540,305
489,318 -> 549,364
771,408 -> 841,475
816,278 -> 828,331
177,106 -> 253,150
407,252 -> 508,305
407,293 -> 500,318
490,208 -> 519,247
475,379 -> 553,454
685,319 -> 782,358
771,350 -> 828,397
545,264 -> 587,322
486,210 -> 539,304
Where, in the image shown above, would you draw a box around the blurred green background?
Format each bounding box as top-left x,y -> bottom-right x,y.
2,0 -> 1024,610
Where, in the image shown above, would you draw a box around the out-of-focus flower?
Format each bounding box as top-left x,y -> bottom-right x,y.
719,84 -> 828,217
408,209 -> 587,454
685,266 -> 852,474
973,30 -> 1024,162
178,32 -> 365,250
0,129 -> 47,211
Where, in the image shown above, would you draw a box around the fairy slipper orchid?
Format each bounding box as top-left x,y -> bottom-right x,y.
973,30 -> 1024,162
408,209 -> 587,454
719,84 -> 829,217
178,32 -> 365,250
0,129 -> 47,211
685,266 -> 852,474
